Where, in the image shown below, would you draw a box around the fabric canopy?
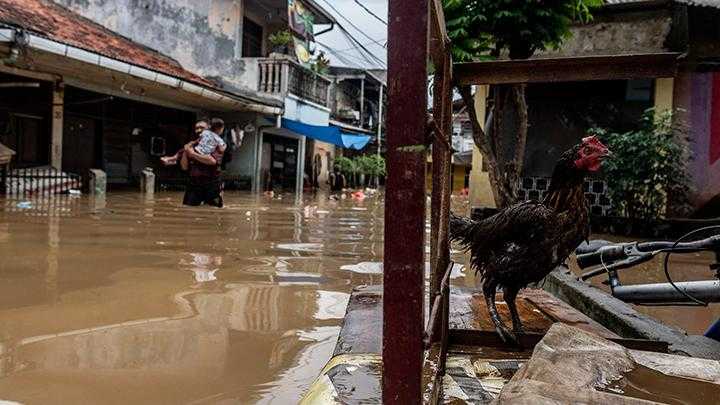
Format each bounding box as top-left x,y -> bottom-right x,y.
282,118 -> 371,150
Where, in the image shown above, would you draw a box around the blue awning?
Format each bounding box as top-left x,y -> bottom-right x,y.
281,118 -> 371,150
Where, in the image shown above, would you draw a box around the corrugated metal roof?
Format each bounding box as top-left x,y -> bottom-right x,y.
605,0 -> 720,8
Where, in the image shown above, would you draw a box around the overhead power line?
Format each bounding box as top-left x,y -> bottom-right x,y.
338,27 -> 386,68
353,0 -> 388,26
316,40 -> 372,67
317,0 -> 387,49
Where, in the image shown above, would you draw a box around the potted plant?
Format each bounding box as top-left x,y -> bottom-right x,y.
311,51 -> 330,75
268,30 -> 293,55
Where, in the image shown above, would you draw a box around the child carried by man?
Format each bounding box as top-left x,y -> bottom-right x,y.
161,120 -> 226,166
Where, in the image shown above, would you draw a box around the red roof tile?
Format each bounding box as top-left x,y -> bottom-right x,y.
0,0 -> 214,87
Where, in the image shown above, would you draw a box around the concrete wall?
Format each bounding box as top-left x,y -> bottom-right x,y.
538,9 -> 673,58
468,85 -> 496,208
675,71 -> 720,211
284,94 -> 330,125
211,111 -> 271,184
55,0 -> 274,91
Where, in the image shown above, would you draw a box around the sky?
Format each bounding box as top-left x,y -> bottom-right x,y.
312,0 -> 388,70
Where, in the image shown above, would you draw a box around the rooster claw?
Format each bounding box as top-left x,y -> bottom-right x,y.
496,326 -> 522,347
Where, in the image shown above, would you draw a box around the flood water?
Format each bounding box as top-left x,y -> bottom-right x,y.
1,192 -> 719,404
0,191 -> 386,404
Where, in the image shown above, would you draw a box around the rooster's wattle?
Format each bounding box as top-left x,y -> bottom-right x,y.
450,136 -> 611,343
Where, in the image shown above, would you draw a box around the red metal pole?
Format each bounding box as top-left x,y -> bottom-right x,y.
383,0 -> 429,403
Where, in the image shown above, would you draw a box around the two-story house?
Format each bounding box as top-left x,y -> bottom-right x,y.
1,0 -> 374,194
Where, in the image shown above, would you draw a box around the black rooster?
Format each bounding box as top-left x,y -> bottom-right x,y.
450,136 -> 611,343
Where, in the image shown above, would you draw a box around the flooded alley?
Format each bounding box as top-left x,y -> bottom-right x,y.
0,191 -> 388,404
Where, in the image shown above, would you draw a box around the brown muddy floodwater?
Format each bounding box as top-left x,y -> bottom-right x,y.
0,191 -> 387,404
1,192 -> 719,404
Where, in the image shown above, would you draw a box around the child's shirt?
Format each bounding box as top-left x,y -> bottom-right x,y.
195,130 -> 226,155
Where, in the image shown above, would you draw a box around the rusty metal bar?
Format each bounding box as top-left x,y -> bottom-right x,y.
424,262 -> 455,346
382,0 -> 429,403
428,1 -> 454,339
424,295 -> 443,345
421,343 -> 444,405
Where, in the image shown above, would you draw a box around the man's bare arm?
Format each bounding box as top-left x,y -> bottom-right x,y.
187,147 -> 217,166
180,149 -> 189,171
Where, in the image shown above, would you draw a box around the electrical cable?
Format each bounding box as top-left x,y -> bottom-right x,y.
325,29 -> 385,68
316,40 -> 369,64
661,225 -> 720,307
317,0 -> 387,48
353,0 -> 388,26
316,41 -> 370,67
338,28 -> 386,67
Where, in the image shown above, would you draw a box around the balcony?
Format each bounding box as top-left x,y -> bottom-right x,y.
327,66 -> 386,135
257,56 -> 331,108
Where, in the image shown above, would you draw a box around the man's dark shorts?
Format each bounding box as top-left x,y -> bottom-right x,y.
183,179 -> 223,207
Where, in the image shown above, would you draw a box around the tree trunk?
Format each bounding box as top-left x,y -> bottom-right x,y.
459,83 -> 528,209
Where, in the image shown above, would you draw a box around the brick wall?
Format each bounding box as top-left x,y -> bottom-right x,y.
517,177 -> 612,216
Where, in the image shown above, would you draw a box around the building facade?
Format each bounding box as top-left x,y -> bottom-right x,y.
468,0 -> 720,216
1,0 -> 381,195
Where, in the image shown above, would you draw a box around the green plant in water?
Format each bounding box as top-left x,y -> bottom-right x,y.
334,156 -> 356,176
355,155 -> 386,177
591,109 -> 690,220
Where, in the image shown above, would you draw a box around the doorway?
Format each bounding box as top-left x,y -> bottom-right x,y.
262,134 -> 298,192
62,115 -> 98,176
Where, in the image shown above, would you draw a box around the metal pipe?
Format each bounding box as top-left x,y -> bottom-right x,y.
383,0 -> 428,402
359,78 -> 365,128
614,280 -> 720,304
377,84 -> 384,156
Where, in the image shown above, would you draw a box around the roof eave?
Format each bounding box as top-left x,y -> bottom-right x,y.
0,27 -> 283,114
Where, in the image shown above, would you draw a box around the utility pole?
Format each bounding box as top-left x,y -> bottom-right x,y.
383,0 -> 428,403
376,84 -> 384,156
359,78 -> 366,127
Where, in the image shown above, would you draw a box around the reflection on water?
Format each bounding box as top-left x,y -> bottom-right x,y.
0,191 -> 384,404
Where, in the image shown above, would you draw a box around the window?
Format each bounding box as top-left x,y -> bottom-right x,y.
242,17 -> 264,57
625,79 -> 653,102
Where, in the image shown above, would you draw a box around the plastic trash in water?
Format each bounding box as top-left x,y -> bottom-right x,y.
16,201 -> 32,209
68,189 -> 81,195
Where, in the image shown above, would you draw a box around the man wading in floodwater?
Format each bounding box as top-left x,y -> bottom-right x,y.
180,118 -> 227,207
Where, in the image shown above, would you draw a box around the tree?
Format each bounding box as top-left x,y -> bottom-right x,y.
444,0 -> 602,207
591,109 -> 690,220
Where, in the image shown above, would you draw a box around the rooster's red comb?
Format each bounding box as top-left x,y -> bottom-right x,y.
581,135 -> 607,149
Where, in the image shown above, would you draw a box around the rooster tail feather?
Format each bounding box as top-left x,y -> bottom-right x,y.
449,212 -> 478,249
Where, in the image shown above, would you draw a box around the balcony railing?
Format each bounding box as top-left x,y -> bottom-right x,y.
258,57 -> 331,107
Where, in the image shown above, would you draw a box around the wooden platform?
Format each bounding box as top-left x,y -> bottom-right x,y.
303,284 -> 633,404
449,287 -> 619,338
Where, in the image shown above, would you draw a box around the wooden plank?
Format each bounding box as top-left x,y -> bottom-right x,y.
421,343 -> 444,405
450,287 -> 620,339
334,286 -> 383,357
520,288 -> 620,339
450,329 -> 669,353
429,0 -> 451,65
454,53 -> 681,85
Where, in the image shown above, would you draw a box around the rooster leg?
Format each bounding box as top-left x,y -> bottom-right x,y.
503,285 -> 524,334
482,279 -> 517,345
